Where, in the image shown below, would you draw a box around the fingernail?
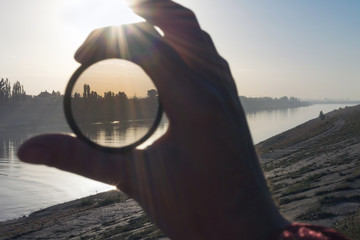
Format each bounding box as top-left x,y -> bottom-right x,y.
17,145 -> 51,164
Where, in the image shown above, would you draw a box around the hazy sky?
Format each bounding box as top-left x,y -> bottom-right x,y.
1,0 -> 359,100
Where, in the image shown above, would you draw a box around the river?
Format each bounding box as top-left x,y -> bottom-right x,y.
0,103 -> 357,221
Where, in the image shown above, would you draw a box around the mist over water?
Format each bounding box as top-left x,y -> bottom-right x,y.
0,103 -> 357,221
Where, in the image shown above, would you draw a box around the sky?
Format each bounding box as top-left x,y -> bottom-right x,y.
0,0 -> 359,100
72,59 -> 155,98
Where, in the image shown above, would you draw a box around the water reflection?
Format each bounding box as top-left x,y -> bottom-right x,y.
0,125 -> 115,222
79,119 -> 157,147
0,131 -> 27,175
0,117 -> 168,221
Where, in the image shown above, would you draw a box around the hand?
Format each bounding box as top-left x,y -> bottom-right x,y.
18,1 -> 289,239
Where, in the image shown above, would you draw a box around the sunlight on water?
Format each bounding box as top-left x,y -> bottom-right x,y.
89,119 -> 169,148
84,119 -> 162,148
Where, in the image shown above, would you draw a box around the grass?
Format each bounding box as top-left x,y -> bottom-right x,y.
296,204 -> 336,221
333,208 -> 360,240
96,191 -> 127,208
257,117 -> 335,154
352,165 -> 360,177
277,195 -> 307,205
281,173 -> 325,196
258,105 -> 360,155
260,105 -> 360,234
79,198 -> 94,207
262,152 -> 313,172
269,182 -> 288,192
287,164 -> 317,179
316,180 -> 356,194
331,153 -> 356,166
127,226 -> 165,240
262,147 -> 329,172
78,191 -> 127,208
319,195 -> 360,205
282,181 -> 312,196
100,215 -> 165,239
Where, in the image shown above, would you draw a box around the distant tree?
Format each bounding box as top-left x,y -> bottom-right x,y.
116,91 -> 128,100
12,81 -> 26,102
239,96 -> 309,112
0,78 -> 6,102
0,78 -> 11,103
5,80 -> 11,100
147,89 -> 158,99
104,91 -> 115,100
83,84 -> 90,98
51,90 -> 61,97
89,91 -> 98,100
319,111 -> 326,121
74,92 -> 81,99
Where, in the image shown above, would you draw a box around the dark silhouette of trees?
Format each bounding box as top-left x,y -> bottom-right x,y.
0,78 -> 28,104
104,91 -> 115,100
1,78 -> 63,104
83,84 -> 90,98
240,96 -> 310,112
71,84 -> 159,124
51,90 -> 61,98
12,81 -> 26,102
0,78 -> 11,103
147,89 -> 158,99
74,92 -> 81,99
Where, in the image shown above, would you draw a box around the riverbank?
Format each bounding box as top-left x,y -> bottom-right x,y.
0,191 -> 167,240
1,105 -> 359,239
257,104 -> 360,239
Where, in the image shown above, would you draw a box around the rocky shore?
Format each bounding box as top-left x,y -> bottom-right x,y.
0,191 -> 167,240
1,105 -> 359,239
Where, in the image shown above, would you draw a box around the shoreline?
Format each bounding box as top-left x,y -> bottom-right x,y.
0,191 -> 167,240
1,105 -> 359,239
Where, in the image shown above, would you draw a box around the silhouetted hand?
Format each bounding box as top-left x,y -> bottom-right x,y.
18,1 -> 289,239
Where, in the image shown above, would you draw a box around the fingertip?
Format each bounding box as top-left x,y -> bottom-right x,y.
17,134 -> 76,165
17,141 -> 51,165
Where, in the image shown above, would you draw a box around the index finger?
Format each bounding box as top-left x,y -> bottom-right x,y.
129,1 -> 210,57
129,0 -> 238,95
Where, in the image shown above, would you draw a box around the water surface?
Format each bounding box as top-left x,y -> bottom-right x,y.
0,103 -> 356,221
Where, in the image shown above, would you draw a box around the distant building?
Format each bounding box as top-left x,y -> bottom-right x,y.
36,91 -> 61,102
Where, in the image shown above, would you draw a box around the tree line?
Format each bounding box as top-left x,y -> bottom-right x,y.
71,84 -> 159,123
240,96 -> 310,112
1,78 -> 311,115
0,78 -> 63,104
0,78 -> 27,103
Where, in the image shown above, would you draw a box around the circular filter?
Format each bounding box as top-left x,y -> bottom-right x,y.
64,59 -> 162,152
